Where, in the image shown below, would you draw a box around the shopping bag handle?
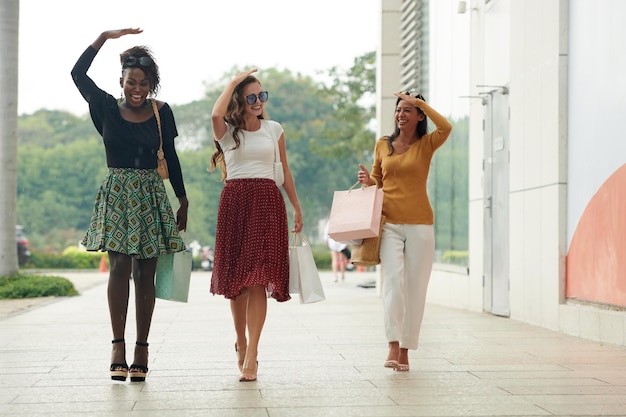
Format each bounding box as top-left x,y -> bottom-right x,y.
289,232 -> 310,247
348,181 -> 376,193
348,181 -> 360,192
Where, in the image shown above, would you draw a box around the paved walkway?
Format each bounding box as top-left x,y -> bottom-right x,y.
1,270 -> 626,416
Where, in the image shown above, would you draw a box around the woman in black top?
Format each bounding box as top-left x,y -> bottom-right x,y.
71,28 -> 188,382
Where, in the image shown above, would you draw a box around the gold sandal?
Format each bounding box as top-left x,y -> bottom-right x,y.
384,360 -> 398,368
394,363 -> 410,372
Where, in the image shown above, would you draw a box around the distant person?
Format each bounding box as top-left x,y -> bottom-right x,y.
71,28 -> 189,382
357,91 -> 452,371
209,69 -> 303,382
323,222 -> 347,282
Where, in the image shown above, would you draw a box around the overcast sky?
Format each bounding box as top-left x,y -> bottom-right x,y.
18,0 -> 378,116
18,0 -> 468,118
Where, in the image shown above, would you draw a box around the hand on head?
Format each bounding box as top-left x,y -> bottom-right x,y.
393,91 -> 424,104
232,69 -> 258,85
393,91 -> 412,102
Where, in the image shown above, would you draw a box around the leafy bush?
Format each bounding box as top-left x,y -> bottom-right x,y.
441,250 -> 469,265
22,245 -> 333,273
25,247 -> 105,269
62,247 -> 107,269
0,273 -> 78,299
311,245 -> 332,270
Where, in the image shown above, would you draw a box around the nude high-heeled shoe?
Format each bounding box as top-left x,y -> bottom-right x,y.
239,359 -> 258,382
235,342 -> 246,372
384,341 -> 399,369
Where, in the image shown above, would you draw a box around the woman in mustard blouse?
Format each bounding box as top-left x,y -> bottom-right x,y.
358,92 -> 452,371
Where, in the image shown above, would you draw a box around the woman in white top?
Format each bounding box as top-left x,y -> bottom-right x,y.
209,69 -> 303,382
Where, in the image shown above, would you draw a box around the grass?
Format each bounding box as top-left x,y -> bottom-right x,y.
0,273 -> 78,299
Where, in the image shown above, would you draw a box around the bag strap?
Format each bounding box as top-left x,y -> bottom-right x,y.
348,181 -> 361,192
151,99 -> 164,161
272,132 -> 281,164
289,232 -> 308,247
347,180 -> 378,192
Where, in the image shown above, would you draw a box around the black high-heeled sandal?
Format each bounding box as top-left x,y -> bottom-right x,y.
129,341 -> 149,382
110,339 -> 128,381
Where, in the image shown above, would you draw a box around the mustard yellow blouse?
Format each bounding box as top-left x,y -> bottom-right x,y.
367,100 -> 452,225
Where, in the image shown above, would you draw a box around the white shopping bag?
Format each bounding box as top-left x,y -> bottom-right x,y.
288,234 -> 300,294
289,233 -> 325,304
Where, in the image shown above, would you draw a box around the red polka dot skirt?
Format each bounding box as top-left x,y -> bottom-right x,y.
210,178 -> 290,302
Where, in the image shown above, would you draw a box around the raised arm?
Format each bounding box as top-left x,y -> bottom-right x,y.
393,92 -> 453,149
71,28 -> 144,105
211,69 -> 258,140
90,28 -> 144,51
414,98 -> 452,148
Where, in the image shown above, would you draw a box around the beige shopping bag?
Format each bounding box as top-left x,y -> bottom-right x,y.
328,182 -> 384,242
351,216 -> 385,267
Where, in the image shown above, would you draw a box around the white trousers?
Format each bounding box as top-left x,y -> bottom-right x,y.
380,223 -> 434,350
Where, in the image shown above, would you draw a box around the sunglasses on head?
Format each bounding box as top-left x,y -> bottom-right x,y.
244,91 -> 269,105
123,55 -> 153,68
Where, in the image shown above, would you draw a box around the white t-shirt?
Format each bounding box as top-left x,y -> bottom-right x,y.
216,119 -> 284,180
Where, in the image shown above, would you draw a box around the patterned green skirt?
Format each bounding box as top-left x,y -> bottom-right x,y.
82,168 -> 185,259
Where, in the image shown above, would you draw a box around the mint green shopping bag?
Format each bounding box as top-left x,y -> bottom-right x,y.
155,250 -> 192,302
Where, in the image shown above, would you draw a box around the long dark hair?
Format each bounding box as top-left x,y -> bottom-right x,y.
120,46 -> 160,96
386,92 -> 428,155
209,76 -> 267,181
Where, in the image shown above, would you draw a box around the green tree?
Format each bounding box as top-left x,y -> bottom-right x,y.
312,51 -> 377,158
18,110 -> 100,147
14,51 -> 408,255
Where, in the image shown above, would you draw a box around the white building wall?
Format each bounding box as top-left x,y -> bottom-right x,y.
377,0 -> 403,139
507,0 -> 567,329
430,0 -> 569,331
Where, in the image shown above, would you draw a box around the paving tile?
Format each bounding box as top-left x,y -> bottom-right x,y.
1,270 -> 626,417
541,403 -> 626,416
497,383 -> 626,395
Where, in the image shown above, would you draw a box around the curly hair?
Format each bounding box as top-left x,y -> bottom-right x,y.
120,46 -> 160,96
209,75 -> 267,182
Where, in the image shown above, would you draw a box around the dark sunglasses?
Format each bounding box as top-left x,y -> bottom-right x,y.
244,91 -> 269,105
123,55 -> 153,68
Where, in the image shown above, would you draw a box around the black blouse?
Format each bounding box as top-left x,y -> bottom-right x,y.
71,46 -> 186,197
